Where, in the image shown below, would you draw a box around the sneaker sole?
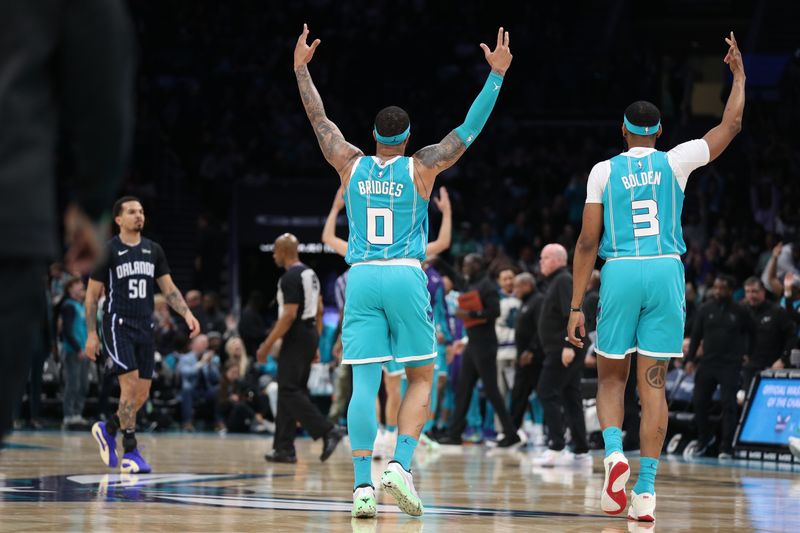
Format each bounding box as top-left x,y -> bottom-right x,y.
91,423 -> 117,468
381,470 -> 423,517
352,498 -> 377,518
601,460 -> 630,514
120,460 -> 151,474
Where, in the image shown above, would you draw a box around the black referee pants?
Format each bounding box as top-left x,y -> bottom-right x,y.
0,261 -> 46,442
273,324 -> 333,453
448,337 -> 515,438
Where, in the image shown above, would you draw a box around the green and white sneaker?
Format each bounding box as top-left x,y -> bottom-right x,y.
352,485 -> 377,518
381,461 -> 423,517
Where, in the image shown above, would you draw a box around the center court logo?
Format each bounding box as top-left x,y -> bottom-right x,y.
0,473 -> 615,520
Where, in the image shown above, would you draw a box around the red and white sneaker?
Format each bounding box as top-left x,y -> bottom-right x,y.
601,451 -> 630,515
627,491 -> 656,522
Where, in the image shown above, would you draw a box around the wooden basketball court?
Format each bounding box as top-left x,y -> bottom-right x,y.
1,432 -> 797,532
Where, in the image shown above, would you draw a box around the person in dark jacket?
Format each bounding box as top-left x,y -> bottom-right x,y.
60,278 -> 90,427
439,254 -> 520,447
0,0 -> 135,443
742,277 -> 796,388
686,274 -> 756,457
533,244 -> 590,466
509,273 -> 544,430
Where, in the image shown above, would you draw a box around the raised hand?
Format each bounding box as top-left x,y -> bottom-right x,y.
723,31 -> 744,79
433,186 -> 451,214
294,23 -> 321,70
480,27 -> 512,76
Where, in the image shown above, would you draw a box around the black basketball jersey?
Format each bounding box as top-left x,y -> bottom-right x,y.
90,236 -> 170,318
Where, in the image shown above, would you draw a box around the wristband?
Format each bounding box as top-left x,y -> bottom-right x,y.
570,307 -> 582,313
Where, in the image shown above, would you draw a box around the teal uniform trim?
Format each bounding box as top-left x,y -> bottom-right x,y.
454,72 -> 504,147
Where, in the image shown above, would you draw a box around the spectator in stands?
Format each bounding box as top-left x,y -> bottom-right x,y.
239,291 -> 267,358
496,267 -> 520,405
60,278 -> 90,428
686,275 -> 756,458
202,292 -> 226,335
742,277 -> 796,389
154,294 -> 177,357
178,334 -> 221,431
217,360 -> 255,433
763,241 -> 800,294
184,290 -> 210,337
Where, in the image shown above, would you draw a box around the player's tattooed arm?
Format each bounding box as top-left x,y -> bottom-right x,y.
165,290 -> 189,316
293,25 -> 362,177
157,275 -> 201,337
413,132 -> 467,196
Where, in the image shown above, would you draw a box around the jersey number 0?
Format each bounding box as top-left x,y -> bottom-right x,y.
367,207 -> 393,245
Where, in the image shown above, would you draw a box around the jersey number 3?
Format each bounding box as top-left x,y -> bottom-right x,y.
128,279 -> 147,299
631,199 -> 659,237
367,207 -> 393,245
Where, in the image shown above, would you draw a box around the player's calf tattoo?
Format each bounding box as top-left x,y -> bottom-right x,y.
645,361 -> 667,389
118,399 -> 136,430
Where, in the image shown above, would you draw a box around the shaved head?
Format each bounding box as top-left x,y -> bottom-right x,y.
273,233 -> 300,268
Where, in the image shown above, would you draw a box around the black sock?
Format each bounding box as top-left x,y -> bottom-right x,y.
106,414 -> 121,436
122,429 -> 137,453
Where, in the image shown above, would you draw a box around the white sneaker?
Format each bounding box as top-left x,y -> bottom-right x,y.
381,462 -> 423,516
601,451 -> 630,515
531,449 -> 564,467
555,451 -> 592,467
789,436 -> 800,460
352,485 -> 377,518
419,433 -> 440,452
627,491 -> 656,522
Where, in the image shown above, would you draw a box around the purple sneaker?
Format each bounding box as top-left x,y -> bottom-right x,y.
463,427 -> 483,443
121,448 -> 152,474
91,422 -> 118,468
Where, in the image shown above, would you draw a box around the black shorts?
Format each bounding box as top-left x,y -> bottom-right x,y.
101,314 -> 155,379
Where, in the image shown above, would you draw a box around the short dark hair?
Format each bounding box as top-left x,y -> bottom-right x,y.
716,274 -> 737,289
624,100 -> 661,133
744,276 -> 764,290
64,277 -> 82,296
113,196 -> 141,218
374,106 -> 410,138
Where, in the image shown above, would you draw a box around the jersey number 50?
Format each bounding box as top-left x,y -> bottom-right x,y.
632,199 -> 660,237
128,279 -> 147,299
367,207 -> 394,245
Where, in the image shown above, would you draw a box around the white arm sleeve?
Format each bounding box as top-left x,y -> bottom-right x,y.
585,160 -> 610,204
667,139 -> 710,192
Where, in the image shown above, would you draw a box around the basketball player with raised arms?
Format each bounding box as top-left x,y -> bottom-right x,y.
294,24 -> 511,518
567,33 -> 745,522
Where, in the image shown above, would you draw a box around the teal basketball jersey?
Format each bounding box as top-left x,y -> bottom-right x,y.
598,150 -> 685,259
344,156 -> 429,264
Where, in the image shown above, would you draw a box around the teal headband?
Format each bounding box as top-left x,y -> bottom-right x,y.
374,125 -> 410,145
624,115 -> 660,136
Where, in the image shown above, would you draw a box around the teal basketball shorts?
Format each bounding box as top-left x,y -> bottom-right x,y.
342,260 -> 437,368
596,256 -> 685,359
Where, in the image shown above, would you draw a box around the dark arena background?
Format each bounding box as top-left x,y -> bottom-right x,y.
1,1 -> 799,532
